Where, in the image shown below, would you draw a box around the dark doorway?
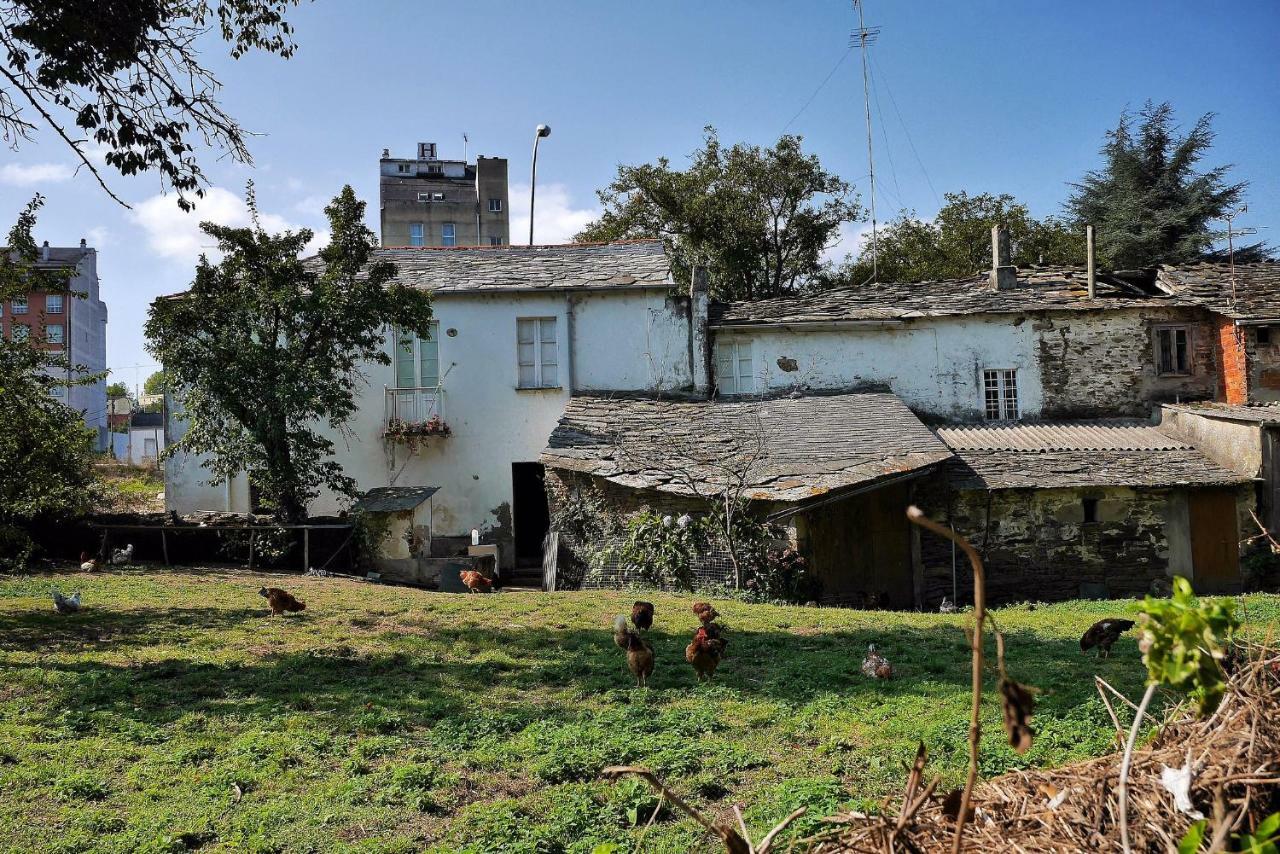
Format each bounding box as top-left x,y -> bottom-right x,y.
1189,487 -> 1241,593
512,463 -> 551,568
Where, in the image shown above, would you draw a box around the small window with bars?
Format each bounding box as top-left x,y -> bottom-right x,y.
983,369 -> 1018,421
1155,326 -> 1190,375
715,339 -> 755,396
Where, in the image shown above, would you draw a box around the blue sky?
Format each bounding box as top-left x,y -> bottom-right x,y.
2,0 -> 1277,390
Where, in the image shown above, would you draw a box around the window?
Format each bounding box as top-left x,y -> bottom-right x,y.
46,294 -> 63,314
1155,326 -> 1190,375
50,385 -> 65,398
1082,497 -> 1099,524
409,222 -> 424,247
417,192 -> 431,202
488,236 -> 502,246
1258,326 -> 1272,346
11,324 -> 29,342
426,164 -> 443,175
517,317 -> 558,388
11,296 -> 27,314
983,369 -> 1019,421
432,192 -> 445,201
488,198 -> 503,212
143,438 -> 158,459
715,339 -> 755,395
442,223 -> 456,247
46,324 -> 64,344
394,322 -> 440,389
397,163 -> 412,174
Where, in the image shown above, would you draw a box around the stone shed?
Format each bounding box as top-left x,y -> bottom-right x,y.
540,389 -> 954,606
916,422 -> 1253,607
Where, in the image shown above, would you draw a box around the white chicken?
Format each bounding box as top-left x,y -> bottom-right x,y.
79,550 -> 100,572
939,597 -> 957,614
861,644 -> 893,679
52,590 -> 81,614
110,543 -> 134,565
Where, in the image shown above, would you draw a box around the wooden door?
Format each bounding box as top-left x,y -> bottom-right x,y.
1189,488 -> 1240,592
1265,428 -> 1280,535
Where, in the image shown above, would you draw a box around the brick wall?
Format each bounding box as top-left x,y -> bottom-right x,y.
1217,316 -> 1250,404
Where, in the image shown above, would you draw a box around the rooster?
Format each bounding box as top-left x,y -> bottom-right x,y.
613,615 -> 654,687
110,543 -> 134,566
1080,619 -> 1135,659
685,625 -> 726,681
691,601 -> 719,626
631,601 -> 655,632
258,587 -> 306,616
861,644 -> 893,679
52,589 -> 81,614
79,551 -> 101,572
459,570 -> 493,594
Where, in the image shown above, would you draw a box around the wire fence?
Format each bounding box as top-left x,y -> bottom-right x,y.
569,532 -> 739,592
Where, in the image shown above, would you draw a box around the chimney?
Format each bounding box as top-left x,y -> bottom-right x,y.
689,267 -> 711,396
79,237 -> 86,249
989,225 -> 1016,290
417,142 -> 437,160
40,240 -> 49,262
381,147 -> 389,159
1086,224 -> 1096,299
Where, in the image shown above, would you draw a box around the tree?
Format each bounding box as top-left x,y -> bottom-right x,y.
106,381 -> 129,400
0,197 -> 99,566
833,191 -> 1083,285
142,370 -> 167,412
0,0 -> 301,210
1067,102 -> 1268,268
146,185 -> 434,522
577,128 -> 862,300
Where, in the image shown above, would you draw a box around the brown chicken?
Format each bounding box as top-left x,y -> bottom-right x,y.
631,601 -> 655,631
613,615 -> 654,687
686,625 -> 727,681
861,644 -> 893,679
691,601 -> 719,625
79,551 -> 101,572
259,587 -> 305,615
1080,619 -> 1136,659
459,570 -> 493,593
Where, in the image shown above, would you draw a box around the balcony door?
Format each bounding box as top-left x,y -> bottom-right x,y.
392,323 -> 440,423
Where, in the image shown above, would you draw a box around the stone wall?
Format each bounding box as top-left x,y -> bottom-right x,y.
1246,324 -> 1280,403
1034,307 -> 1219,418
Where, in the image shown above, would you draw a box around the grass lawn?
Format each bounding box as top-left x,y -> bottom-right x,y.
1,568 -> 1276,853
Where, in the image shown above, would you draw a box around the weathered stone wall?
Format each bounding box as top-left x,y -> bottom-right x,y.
1246,325 -> 1280,403
1034,307 -> 1220,418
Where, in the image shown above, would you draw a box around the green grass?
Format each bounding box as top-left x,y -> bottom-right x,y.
1,569 -> 1275,853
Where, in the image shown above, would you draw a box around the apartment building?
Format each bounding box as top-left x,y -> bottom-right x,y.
379,141 -> 509,248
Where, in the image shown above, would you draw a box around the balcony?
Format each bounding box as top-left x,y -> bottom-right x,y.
383,386 -> 451,441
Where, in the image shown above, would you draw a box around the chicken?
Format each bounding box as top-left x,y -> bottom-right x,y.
685,625 -> 727,681
459,570 -> 493,594
939,596 -> 956,614
52,589 -> 81,614
613,615 -> 654,687
110,543 -> 134,566
79,551 -> 101,572
861,644 -> 893,679
631,601 -> 655,631
1080,619 -> 1135,659
258,586 -> 306,616
691,601 -> 719,626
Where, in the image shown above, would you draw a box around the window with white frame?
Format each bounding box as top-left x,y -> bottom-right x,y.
516,317 -> 558,389
442,223 -> 456,247
11,324 -> 29,342
397,163 -> 412,174
46,294 -> 63,314
715,339 -> 755,395
1154,325 -> 1190,375
409,222 -> 424,247
46,324 -> 64,344
11,296 -> 27,314
394,322 -> 440,389
983,369 -> 1019,421
488,198 -> 503,212
50,385 -> 65,398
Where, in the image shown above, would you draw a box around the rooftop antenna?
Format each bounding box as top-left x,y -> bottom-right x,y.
462,132 -> 469,163
851,0 -> 881,283
1222,205 -> 1257,307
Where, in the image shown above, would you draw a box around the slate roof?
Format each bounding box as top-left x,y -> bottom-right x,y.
355,486 -> 440,512
1160,401 -> 1280,425
710,267 -> 1188,327
370,240 -> 673,294
935,422 -> 1247,490
1158,261 -> 1280,322
541,390 -> 953,503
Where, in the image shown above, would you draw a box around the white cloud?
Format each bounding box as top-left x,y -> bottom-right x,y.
508,183 -> 600,246
130,186 -> 326,264
0,162 -> 74,186
86,226 -> 111,249
821,221 -> 873,266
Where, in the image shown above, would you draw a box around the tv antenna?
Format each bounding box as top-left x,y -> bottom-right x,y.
1222,205 -> 1258,307
851,0 -> 881,282
462,132 -> 469,163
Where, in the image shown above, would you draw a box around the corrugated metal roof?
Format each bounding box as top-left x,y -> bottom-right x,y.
1161,402 -> 1280,425
937,421 -> 1191,451
355,486 -> 440,512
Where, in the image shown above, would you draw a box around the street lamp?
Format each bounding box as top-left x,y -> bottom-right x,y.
529,124 -> 551,245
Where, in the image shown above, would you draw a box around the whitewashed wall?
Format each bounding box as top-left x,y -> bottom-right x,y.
713,315 -> 1046,421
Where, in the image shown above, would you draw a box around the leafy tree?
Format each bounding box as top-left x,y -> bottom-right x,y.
143,370 -> 167,397
146,185 -> 434,522
0,0 -> 301,210
0,197 -> 99,566
1067,102 -> 1268,268
577,127 -> 862,300
106,381 -> 129,400
833,191 -> 1083,285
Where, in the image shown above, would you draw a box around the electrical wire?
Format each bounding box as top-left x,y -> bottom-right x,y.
871,52 -> 941,208
782,47 -> 855,134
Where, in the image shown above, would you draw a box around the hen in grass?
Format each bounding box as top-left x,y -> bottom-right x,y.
52,590 -> 81,614
1080,618 -> 1135,659
459,570 -> 493,593
631,601 -> 654,631
861,644 -> 893,679
685,625 -> 726,681
110,543 -> 134,565
613,615 -> 654,687
259,587 -> 306,616
79,551 -> 101,572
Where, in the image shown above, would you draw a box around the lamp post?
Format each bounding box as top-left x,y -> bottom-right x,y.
529,124 -> 551,245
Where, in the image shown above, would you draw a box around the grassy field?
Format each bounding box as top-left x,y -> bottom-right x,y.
1,569 -> 1276,853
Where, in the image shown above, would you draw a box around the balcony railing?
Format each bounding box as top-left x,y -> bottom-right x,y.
383,386 -> 447,436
